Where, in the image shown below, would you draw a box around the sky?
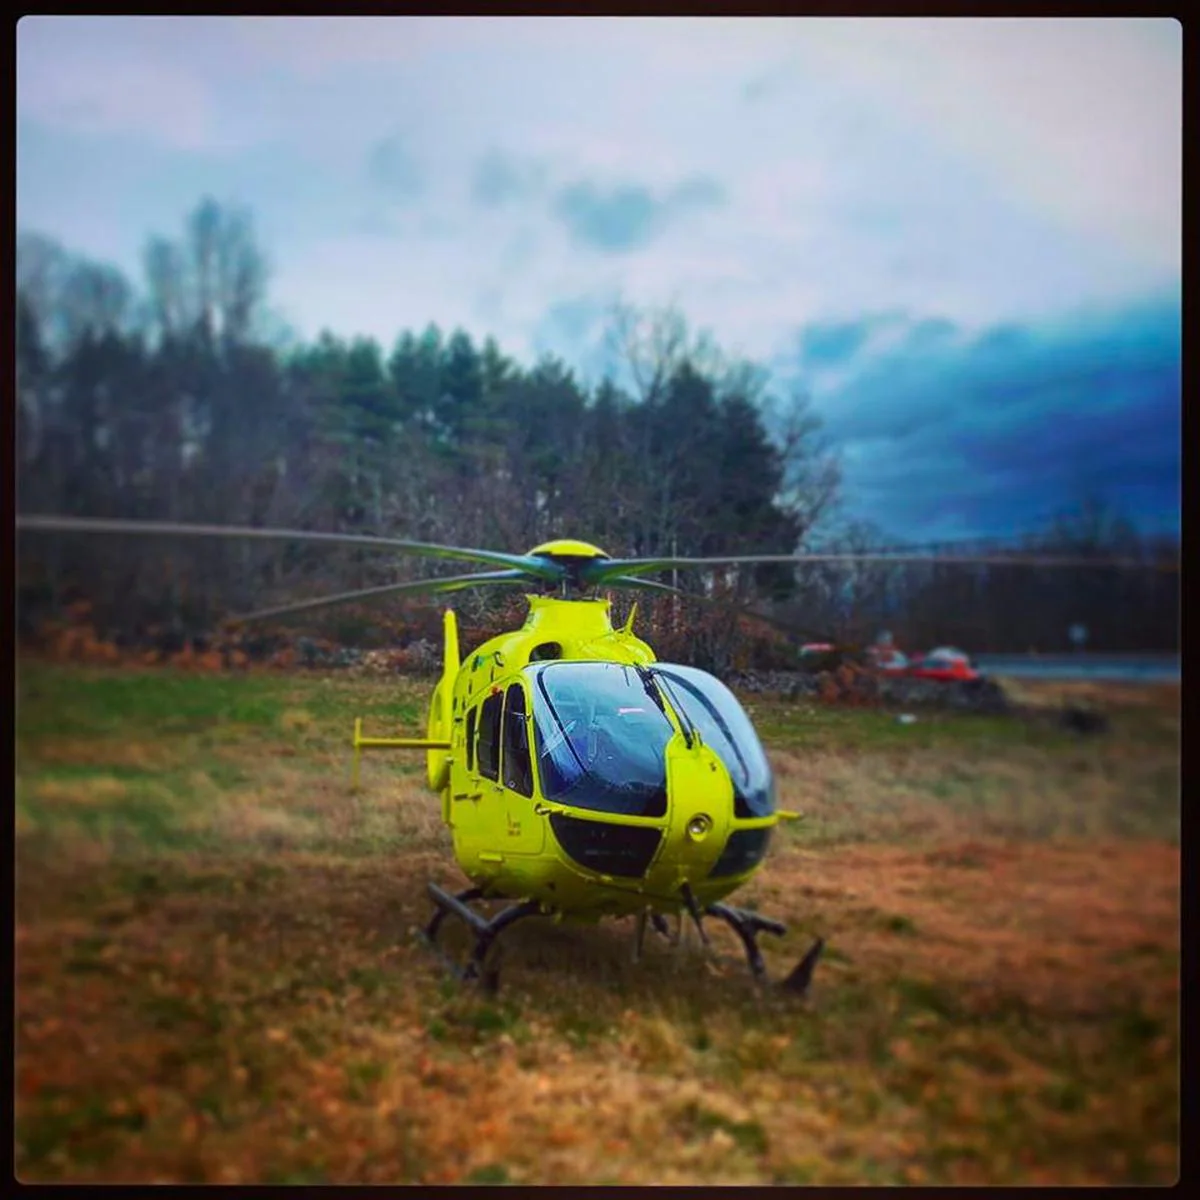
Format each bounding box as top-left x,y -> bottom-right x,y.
16,16 -> 1182,543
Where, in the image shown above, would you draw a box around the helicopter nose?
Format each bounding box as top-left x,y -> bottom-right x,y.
643,734 -> 733,893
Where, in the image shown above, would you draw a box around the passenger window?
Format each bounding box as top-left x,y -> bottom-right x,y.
502,683 -> 533,798
477,692 -> 502,781
465,706 -> 477,771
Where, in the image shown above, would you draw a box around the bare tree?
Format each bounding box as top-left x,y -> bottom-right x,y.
602,299 -> 726,405
768,386 -> 842,542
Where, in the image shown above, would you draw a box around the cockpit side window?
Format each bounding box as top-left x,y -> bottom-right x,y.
502,683 -> 533,797
651,665 -> 776,818
477,691 -> 502,782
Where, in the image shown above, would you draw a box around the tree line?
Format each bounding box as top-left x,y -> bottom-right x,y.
16,197 -> 1178,665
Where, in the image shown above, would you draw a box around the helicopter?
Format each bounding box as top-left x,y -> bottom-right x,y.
16,514 -> 1174,994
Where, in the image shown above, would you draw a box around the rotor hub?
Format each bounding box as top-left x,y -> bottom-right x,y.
522,540 -> 612,594
525,538 -> 610,561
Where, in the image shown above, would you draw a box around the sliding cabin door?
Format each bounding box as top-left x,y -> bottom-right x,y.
500,681 -> 544,856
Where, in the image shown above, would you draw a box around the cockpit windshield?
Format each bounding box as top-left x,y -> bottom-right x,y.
650,664 -> 775,817
527,660 -> 775,819
529,662 -> 674,817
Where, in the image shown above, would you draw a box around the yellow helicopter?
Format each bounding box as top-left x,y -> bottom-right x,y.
16,515 -> 1172,993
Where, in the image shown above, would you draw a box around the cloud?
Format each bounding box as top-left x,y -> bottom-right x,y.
365,133 -> 423,201
553,175 -> 727,254
17,17 -> 224,151
741,58 -> 796,104
668,176 -> 726,209
536,295 -> 610,346
903,316 -> 959,354
798,312 -> 904,369
554,183 -> 658,253
794,19 -> 1181,276
470,150 -> 546,208
801,293 -> 1180,540
227,16 -> 446,75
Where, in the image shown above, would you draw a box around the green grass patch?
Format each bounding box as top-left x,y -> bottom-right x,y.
557,1009 -> 611,1049
677,1100 -> 770,1155
18,1094 -> 148,1171
344,1059 -> 386,1100
750,703 -> 1078,756
17,665 -> 285,734
895,977 -> 962,1022
465,1163 -> 510,1184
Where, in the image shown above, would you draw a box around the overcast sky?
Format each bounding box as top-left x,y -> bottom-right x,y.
16,16 -> 1181,542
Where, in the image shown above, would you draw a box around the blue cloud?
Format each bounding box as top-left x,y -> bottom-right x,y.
366,133 -> 423,201
554,182 -> 659,252
667,175 -> 726,209
741,60 -> 797,105
553,174 -> 726,254
537,295 -> 608,344
904,316 -> 958,353
798,312 -> 902,369
801,293 -> 1180,540
470,150 -> 544,208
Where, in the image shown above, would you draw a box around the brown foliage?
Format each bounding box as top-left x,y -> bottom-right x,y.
169,644 -> 196,670
816,663 -> 878,708
48,622 -> 126,667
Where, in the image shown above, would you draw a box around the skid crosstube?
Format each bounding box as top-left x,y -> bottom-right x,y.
422,883 -> 542,992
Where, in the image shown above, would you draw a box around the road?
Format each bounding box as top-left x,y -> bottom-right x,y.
973,654 -> 1179,683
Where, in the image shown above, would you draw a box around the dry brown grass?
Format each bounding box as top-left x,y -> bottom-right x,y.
997,677 -> 1179,713
14,661 -> 1180,1184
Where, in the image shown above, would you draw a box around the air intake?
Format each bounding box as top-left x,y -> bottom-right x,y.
549,814 -> 662,878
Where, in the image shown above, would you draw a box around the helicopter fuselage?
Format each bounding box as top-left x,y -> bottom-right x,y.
422,593 -> 784,922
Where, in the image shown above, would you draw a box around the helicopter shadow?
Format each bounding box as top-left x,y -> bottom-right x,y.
421,900 -> 819,1016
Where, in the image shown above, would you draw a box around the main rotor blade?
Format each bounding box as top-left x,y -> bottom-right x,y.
16,515 -> 563,581
614,577 -> 837,646
226,570 -> 531,625
604,575 -> 682,594
582,550 -> 1176,585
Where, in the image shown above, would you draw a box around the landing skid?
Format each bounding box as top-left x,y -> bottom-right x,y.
672,884 -> 825,995
703,902 -> 825,995
422,883 -> 541,993
423,882 -> 823,996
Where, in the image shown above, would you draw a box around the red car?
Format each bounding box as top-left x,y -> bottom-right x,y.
906,647 -> 980,682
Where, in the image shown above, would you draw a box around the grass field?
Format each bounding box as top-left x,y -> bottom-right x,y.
14,660 -> 1180,1184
